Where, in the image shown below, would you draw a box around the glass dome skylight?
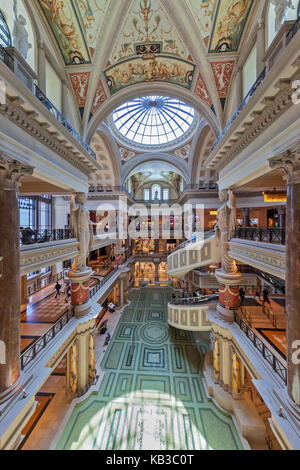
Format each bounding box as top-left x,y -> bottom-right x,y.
112,96 -> 195,146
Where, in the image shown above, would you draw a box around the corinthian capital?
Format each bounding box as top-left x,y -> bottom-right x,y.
269,149 -> 300,183
0,153 -> 34,189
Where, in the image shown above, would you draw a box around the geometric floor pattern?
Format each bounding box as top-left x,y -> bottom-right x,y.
56,289 -> 244,450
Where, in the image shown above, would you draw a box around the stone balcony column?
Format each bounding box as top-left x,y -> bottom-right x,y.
0,155 -> 33,404
277,206 -> 286,228
269,150 -> 300,409
37,40 -> 46,93
256,19 -> 266,76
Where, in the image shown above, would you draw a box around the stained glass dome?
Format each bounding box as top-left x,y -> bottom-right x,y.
112,96 -> 195,146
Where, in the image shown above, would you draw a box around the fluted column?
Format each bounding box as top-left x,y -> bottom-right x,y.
242,208 -> 250,227
0,155 -> 33,403
270,150 -> 300,408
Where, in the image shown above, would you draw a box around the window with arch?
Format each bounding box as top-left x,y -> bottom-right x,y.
151,184 -> 161,200
0,10 -> 11,48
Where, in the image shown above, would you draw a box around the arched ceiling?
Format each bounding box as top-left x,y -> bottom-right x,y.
36,0 -> 259,135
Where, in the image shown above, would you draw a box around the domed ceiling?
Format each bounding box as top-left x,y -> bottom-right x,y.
37,0 -> 256,131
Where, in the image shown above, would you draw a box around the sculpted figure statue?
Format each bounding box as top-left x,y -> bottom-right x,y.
272,0 -> 295,32
216,189 -> 237,275
13,0 -> 32,60
70,193 -> 94,272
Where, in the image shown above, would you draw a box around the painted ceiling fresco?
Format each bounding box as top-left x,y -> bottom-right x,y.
106,0 -> 193,66
39,0 -> 110,64
185,0 -> 217,47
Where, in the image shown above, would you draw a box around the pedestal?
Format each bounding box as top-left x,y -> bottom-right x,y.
215,269 -> 243,323
67,268 -> 93,318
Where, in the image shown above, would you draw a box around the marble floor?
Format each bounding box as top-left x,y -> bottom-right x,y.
56,289 -> 244,451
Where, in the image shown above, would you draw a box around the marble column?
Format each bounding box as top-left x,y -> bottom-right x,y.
242,208 -> 250,227
269,151 -> 300,408
234,67 -> 243,109
0,155 -> 33,403
277,206 -> 286,228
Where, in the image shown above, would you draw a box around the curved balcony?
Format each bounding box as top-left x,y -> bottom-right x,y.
167,231 -> 220,279
168,295 -> 218,331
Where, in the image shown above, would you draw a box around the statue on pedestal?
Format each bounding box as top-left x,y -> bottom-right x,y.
272,0 -> 295,32
216,189 -> 237,275
70,193 -> 94,272
13,0 -> 32,60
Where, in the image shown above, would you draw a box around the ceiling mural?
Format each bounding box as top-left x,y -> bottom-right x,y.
39,0 -> 110,64
68,71 -> 90,116
119,146 -> 137,163
106,0 -> 193,66
74,0 -> 111,57
104,56 -> 195,95
211,60 -> 235,109
39,0 -> 91,64
90,79 -> 107,119
208,0 -> 254,53
185,0 -> 217,47
194,73 -> 213,109
174,143 -> 191,160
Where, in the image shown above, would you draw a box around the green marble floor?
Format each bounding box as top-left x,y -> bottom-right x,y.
57,289 -> 244,450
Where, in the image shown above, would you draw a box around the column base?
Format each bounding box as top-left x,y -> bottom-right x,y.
67,268 -> 93,319
215,269 -> 243,323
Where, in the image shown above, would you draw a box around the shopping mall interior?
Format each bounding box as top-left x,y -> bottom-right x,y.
0,0 -> 299,451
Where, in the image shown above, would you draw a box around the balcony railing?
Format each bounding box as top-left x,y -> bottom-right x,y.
174,230 -> 216,252
0,45 -> 96,160
20,228 -> 74,246
182,183 -> 218,192
169,294 -> 219,306
235,227 -> 286,245
234,311 -> 287,384
21,309 -> 74,370
21,268 -> 120,369
27,271 -> 65,296
286,15 -> 300,44
89,267 -> 119,298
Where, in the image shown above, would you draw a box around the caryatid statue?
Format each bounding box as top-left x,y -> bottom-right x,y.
69,193 -> 94,272
13,0 -> 32,60
216,189 -> 237,275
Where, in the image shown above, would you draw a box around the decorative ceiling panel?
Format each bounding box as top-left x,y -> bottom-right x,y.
106,0 -> 193,66
185,0 -> 217,47
208,0 -> 254,53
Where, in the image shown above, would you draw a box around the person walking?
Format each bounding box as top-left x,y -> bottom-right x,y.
55,281 -> 62,299
65,284 -> 71,303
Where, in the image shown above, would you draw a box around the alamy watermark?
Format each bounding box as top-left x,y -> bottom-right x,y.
0,340 -> 5,365
292,80 -> 300,104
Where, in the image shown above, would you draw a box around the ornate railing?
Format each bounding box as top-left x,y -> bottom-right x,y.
235,227 -> 286,245
169,294 -> 218,306
27,271 -> 64,296
20,228 -> 74,246
234,311 -> 287,384
0,44 -> 96,160
89,185 -> 131,196
182,183 -> 218,192
286,15 -> 300,44
89,268 -> 119,298
20,309 -> 74,370
174,230 -> 216,252
211,67 -> 266,153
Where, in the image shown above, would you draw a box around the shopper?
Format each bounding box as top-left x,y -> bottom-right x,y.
55,281 -> 62,299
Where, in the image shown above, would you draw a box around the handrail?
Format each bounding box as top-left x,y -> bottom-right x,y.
27,271 -> 64,296
20,268 -> 121,369
234,311 -> 287,384
20,308 -> 74,370
89,267 -> 119,298
20,228 -> 74,246
174,230 -> 216,252
235,227 -> 286,245
286,15 -> 300,44
169,294 -> 219,306
210,67 -> 266,153
0,44 -> 96,160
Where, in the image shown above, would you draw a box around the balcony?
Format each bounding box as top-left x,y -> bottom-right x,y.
206,17 -> 300,174
0,46 -> 100,179
168,295 -> 218,331
235,227 -> 286,245
20,228 -> 74,246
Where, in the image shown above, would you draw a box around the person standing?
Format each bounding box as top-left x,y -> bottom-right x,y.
65,284 -> 71,303
239,287 -> 245,305
263,287 -> 270,306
